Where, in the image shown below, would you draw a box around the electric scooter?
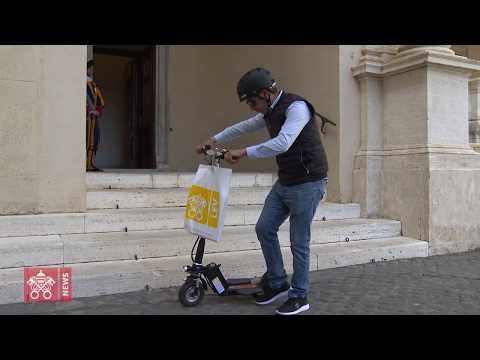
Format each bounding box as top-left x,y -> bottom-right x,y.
178,145 -> 264,307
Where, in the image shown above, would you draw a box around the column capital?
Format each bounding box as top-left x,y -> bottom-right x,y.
352,45 -> 399,78
353,45 -> 480,79
396,45 -> 455,57
383,45 -> 480,77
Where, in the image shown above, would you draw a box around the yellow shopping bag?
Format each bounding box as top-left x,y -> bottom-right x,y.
185,185 -> 220,228
184,165 -> 232,242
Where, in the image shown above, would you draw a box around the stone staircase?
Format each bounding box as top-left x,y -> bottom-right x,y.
0,171 -> 428,304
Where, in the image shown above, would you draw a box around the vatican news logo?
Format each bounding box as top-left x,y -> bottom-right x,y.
24,267 -> 72,303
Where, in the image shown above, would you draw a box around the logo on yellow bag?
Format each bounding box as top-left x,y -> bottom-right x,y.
186,185 -> 220,228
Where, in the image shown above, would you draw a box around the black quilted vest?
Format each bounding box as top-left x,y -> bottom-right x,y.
264,92 -> 328,186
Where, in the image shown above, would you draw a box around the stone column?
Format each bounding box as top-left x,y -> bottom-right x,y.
0,45 -> 87,215
469,74 -> 480,152
379,45 -> 480,254
352,45 -> 398,217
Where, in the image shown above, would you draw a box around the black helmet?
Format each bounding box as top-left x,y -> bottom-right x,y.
237,68 -> 276,102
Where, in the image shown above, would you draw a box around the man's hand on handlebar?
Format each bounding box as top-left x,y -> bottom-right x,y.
195,138 -> 246,165
196,137 -> 216,155
224,149 -> 247,165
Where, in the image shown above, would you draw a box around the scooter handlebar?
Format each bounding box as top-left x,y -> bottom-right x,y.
201,145 -> 228,160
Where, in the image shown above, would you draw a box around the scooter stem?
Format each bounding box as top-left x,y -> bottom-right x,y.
194,237 -> 206,265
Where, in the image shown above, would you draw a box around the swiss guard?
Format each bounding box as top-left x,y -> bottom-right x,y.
86,60 -> 105,172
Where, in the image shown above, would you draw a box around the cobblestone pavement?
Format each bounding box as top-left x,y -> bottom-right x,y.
2,250 -> 480,315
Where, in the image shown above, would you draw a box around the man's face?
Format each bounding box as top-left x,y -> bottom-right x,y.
87,66 -> 94,78
246,89 -> 270,114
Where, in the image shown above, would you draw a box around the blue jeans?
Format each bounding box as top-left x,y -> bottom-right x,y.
255,178 -> 327,299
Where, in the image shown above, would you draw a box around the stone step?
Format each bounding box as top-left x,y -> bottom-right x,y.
87,172 -> 277,190
0,203 -> 361,238
0,213 -> 86,238
87,187 -> 272,209
0,237 -> 428,304
85,204 -> 360,234
0,218 -> 401,269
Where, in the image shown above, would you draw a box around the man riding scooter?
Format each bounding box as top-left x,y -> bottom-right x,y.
197,68 -> 329,315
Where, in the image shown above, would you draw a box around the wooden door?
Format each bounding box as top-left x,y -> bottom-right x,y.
138,47 -> 156,169
126,60 -> 140,168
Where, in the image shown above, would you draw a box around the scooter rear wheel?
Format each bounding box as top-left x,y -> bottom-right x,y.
179,280 -> 205,307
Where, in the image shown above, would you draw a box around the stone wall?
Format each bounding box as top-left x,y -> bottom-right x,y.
0,45 -> 86,215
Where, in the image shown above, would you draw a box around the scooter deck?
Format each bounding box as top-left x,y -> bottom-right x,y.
225,278 -> 263,296
227,278 -> 257,286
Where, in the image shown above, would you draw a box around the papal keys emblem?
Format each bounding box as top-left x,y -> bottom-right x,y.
26,270 -> 56,300
24,267 -> 72,303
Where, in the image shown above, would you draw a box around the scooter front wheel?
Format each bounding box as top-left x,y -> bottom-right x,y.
178,280 -> 205,307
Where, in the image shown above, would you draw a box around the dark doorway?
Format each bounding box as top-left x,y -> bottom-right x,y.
92,45 -> 157,169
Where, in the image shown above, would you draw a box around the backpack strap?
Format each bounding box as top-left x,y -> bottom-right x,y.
315,112 -> 336,134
